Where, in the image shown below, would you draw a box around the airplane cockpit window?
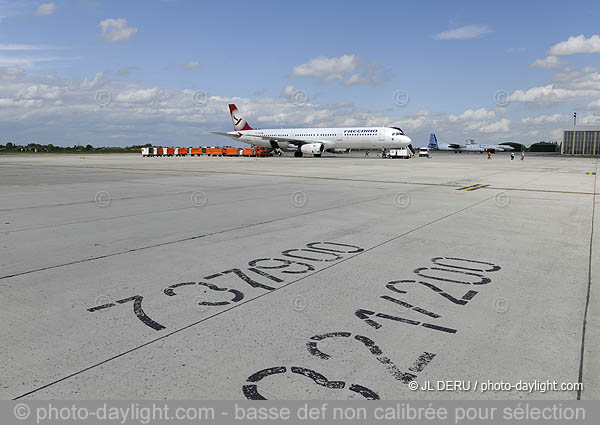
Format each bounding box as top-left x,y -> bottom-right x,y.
391,127 -> 404,135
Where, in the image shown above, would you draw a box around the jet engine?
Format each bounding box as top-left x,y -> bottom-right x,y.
300,143 -> 325,157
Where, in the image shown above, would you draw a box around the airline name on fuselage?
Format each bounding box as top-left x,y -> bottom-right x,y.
343,129 -> 378,133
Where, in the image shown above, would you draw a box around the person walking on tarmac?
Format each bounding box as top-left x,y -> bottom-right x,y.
521,151 -> 525,160
487,150 -> 492,160
511,152 -> 515,160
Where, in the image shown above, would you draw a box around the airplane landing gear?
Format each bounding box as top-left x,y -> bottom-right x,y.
294,151 -> 303,158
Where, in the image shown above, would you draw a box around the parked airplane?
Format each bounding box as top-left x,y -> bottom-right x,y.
212,104 -> 412,157
427,133 -> 465,152
428,133 -> 514,153
465,139 -> 514,152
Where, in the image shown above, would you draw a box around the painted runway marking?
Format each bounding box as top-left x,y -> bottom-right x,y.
458,184 -> 490,191
12,193 -> 511,400
244,256 -> 501,399
87,242 -> 364,332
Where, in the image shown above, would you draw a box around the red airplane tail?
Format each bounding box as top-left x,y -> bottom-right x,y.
229,104 -> 253,131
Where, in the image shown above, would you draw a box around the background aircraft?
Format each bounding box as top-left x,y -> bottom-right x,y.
465,139 -> 514,152
428,134 -> 514,153
427,133 -> 465,152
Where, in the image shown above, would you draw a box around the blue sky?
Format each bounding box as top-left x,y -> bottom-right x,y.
1,0 -> 600,147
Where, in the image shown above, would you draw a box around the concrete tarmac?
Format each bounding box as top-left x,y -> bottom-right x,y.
0,152 -> 597,400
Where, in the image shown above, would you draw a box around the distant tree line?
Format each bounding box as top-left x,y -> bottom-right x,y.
500,141 -> 561,152
0,142 -> 153,153
529,141 -> 561,152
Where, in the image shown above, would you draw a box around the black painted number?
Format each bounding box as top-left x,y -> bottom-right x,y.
88,295 -> 165,331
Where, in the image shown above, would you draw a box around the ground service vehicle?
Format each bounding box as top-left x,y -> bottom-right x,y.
388,147 -> 412,159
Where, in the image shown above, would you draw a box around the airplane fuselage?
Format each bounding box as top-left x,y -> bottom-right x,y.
225,127 -> 412,150
433,142 -> 464,151
467,144 -> 514,152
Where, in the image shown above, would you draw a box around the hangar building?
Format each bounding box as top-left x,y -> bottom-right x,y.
562,127 -> 600,155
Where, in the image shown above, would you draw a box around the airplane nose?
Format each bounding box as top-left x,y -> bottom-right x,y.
403,135 -> 412,145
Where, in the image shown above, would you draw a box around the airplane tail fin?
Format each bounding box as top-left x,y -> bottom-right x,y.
229,104 -> 253,131
428,133 -> 438,149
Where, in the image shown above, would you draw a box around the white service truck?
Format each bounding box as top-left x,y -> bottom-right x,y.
387,147 -> 412,159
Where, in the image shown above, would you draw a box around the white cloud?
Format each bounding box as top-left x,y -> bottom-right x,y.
181,61 -> 201,70
0,55 -> 69,67
473,119 -> 510,133
551,66 -> 583,83
99,18 -> 138,43
80,72 -> 106,89
115,88 -> 163,104
280,85 -> 298,100
548,34 -> 600,56
291,54 -> 387,86
530,56 -> 563,69
344,73 -> 370,86
280,85 -> 310,104
0,65 -> 25,78
567,72 -> 600,90
17,84 -> 63,100
343,63 -> 389,86
521,114 -> 568,125
577,114 -> 600,125
35,2 -> 55,17
0,43 -> 69,69
0,44 -> 46,51
291,54 -> 359,81
399,116 -> 429,131
444,108 -> 509,135
433,25 -> 492,40
509,84 -> 597,104
448,108 -> 495,122
588,99 -> 600,109
549,67 -> 600,92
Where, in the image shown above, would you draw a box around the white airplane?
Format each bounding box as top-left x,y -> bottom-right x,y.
427,133 -> 465,152
212,104 -> 412,157
464,139 -> 514,152
428,134 -> 513,153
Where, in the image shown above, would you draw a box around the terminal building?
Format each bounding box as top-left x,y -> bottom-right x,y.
562,127 -> 600,155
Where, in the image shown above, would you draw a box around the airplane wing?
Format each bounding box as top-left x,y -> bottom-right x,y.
211,131 -> 335,148
210,131 -> 241,140
242,134 -> 334,148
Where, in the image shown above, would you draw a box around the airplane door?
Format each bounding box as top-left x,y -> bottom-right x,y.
336,131 -> 342,142
379,129 -> 385,141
